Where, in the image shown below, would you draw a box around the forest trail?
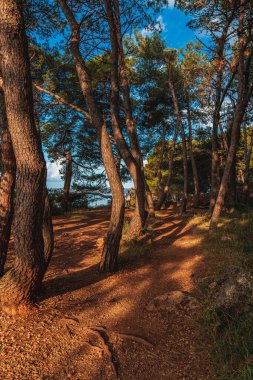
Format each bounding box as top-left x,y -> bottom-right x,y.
0,208 -> 215,380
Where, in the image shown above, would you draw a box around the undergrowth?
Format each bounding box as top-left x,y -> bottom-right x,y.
190,212 -> 253,380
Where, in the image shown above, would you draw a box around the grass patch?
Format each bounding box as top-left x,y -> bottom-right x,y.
191,212 -> 253,380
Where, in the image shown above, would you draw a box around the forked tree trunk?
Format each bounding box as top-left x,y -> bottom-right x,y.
0,0 -> 46,312
0,89 -> 16,277
165,60 -> 188,213
156,121 -> 178,210
105,0 -> 147,237
62,150 -> 72,212
58,0 -> 125,272
187,102 -> 199,208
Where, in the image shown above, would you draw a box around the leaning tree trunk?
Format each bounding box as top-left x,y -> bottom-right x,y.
0,88 -> 16,277
187,102 -> 199,208
0,0 -> 46,313
210,1 -> 253,231
58,0 -> 125,272
62,150 -> 72,212
105,0 -> 147,237
114,0 -> 149,227
156,121 -> 178,210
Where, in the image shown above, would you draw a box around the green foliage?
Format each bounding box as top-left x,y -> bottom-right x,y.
192,213 -> 253,380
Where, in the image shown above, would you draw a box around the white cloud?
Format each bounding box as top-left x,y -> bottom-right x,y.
47,160 -> 62,180
166,0 -> 175,7
140,15 -> 166,37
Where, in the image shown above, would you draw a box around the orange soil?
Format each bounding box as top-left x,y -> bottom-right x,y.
0,208 -> 214,380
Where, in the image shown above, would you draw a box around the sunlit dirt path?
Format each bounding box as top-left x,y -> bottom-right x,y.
0,208 -> 214,380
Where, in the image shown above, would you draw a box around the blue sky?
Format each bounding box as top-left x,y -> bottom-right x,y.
160,6 -> 196,49
46,2 -> 195,189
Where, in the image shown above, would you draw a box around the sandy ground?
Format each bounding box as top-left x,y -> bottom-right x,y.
0,208 -> 215,380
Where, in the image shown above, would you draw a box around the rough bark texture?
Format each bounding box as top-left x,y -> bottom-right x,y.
100,124 -> 125,272
58,0 -> 125,272
187,102 -> 199,208
113,0 -> 149,227
156,121 -> 178,210
209,1 -> 253,231
243,126 -> 253,202
62,150 -> 72,212
0,89 -> 16,277
209,18 -> 230,214
166,60 -> 188,213
0,0 -> 46,312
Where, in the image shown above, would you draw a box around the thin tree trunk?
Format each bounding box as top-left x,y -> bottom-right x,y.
156,123 -> 166,197
62,150 -> 72,212
0,88 -> 16,277
58,0 -> 125,272
0,0 -> 46,313
114,0 -> 149,222
156,121 -> 178,210
165,60 -> 188,213
243,129 -> 253,202
209,115 -> 219,214
210,1 -> 253,231
145,182 -> 155,217
187,101 -> 199,208
34,111 -> 54,283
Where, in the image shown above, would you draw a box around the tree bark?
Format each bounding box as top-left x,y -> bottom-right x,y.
209,1 -> 253,231
0,0 -> 46,312
62,150 -> 72,212
112,0 -> 148,229
156,123 -> 166,198
165,60 -> 188,213
58,0 -> 125,272
242,125 -> 253,202
187,101 -> 199,208
0,88 -> 16,277
156,121 -> 178,210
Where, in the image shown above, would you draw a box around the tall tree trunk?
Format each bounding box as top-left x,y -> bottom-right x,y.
156,123 -> 166,197
0,0 -> 46,313
34,111 -> 54,283
105,0 -> 147,237
210,1 -> 253,231
100,124 -> 125,272
209,116 -> 219,214
187,101 -> 199,208
58,0 -> 125,272
165,60 -> 188,213
62,150 -> 72,212
145,182 -> 155,217
243,135 -> 253,203
0,88 -> 16,277
156,121 -> 178,210
114,0 -> 149,224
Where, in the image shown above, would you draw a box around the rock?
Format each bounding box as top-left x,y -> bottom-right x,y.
214,268 -> 253,309
145,291 -> 199,312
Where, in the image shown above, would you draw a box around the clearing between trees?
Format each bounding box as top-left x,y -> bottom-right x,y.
0,207 -> 215,380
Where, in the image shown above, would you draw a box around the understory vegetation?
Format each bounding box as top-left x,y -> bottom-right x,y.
191,212 -> 253,380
